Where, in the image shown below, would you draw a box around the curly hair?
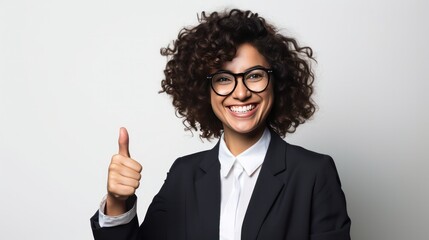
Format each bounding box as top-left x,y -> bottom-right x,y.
160,9 -> 316,139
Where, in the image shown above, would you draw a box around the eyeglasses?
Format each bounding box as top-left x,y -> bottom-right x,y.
207,66 -> 273,96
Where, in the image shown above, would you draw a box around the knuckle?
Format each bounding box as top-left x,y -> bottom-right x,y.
136,163 -> 143,172
108,172 -> 117,180
111,154 -> 122,163
109,163 -> 117,171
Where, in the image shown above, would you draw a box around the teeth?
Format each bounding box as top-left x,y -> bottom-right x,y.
229,104 -> 255,113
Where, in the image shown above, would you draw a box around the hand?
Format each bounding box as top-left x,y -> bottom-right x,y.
105,127 -> 142,215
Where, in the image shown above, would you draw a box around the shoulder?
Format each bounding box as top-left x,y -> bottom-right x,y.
269,132 -> 338,178
170,149 -> 211,169
281,140 -> 342,187
165,143 -> 219,177
286,142 -> 335,169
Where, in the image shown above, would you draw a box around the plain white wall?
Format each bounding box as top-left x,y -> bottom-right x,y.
1,0 -> 428,239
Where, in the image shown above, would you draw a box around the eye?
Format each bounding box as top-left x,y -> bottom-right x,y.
213,74 -> 234,85
216,77 -> 231,82
247,73 -> 262,79
245,70 -> 265,82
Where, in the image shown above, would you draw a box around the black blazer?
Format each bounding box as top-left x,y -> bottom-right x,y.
91,131 -> 351,240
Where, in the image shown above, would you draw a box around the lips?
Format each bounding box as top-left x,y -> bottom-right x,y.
228,104 -> 256,113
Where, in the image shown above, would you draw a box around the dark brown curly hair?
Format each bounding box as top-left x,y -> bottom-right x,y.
160,9 -> 316,139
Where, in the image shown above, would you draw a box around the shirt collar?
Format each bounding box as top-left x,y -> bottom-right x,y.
218,128 -> 271,178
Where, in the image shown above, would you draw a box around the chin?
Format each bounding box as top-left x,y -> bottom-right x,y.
225,122 -> 265,136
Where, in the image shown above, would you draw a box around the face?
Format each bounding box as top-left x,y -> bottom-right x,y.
210,43 -> 274,138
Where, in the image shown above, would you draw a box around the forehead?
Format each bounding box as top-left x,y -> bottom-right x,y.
221,43 -> 269,73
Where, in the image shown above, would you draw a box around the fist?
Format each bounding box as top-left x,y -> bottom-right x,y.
107,127 -> 143,201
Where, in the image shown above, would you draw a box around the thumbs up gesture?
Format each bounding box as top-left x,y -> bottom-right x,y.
106,127 -> 142,215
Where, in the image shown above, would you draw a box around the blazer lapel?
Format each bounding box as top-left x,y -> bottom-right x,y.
194,143 -> 221,240
241,132 -> 287,240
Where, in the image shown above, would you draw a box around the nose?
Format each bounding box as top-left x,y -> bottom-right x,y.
231,77 -> 251,101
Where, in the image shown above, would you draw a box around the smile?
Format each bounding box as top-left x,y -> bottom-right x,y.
228,104 -> 256,113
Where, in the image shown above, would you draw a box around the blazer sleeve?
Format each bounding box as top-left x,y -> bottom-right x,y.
310,156 -> 351,240
90,195 -> 140,240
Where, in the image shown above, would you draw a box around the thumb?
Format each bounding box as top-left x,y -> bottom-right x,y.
118,127 -> 130,157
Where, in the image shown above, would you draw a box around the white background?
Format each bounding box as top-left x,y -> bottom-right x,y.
1,0 -> 428,239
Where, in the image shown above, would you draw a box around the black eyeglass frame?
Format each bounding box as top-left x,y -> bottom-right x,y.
207,66 -> 273,96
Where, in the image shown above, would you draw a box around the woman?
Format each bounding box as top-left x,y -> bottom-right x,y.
90,9 -> 351,240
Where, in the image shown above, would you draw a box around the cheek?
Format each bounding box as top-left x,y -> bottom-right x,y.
263,87 -> 274,111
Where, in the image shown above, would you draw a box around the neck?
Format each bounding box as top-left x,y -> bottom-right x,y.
223,126 -> 266,156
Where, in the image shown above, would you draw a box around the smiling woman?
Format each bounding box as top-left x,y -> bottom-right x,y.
209,43 -> 274,155
90,9 -> 351,240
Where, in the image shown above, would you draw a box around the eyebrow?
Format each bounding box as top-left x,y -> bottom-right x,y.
218,65 -> 268,73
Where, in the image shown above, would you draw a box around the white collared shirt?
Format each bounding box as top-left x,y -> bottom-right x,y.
219,128 -> 271,240
98,128 -> 271,240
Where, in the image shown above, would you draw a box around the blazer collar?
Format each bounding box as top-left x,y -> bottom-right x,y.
242,129 -> 288,239
263,129 -> 287,174
195,142 -> 221,240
